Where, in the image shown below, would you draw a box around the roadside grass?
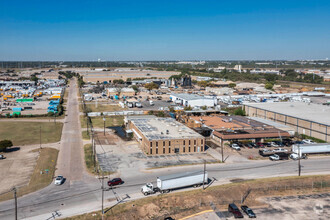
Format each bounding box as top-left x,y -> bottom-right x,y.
65,175 -> 330,220
0,148 -> 58,202
82,131 -> 90,140
85,103 -> 125,112
0,121 -> 63,146
83,144 -> 111,175
80,116 -> 124,128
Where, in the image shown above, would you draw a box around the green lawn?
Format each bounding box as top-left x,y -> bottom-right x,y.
0,121 -> 63,146
80,116 -> 124,128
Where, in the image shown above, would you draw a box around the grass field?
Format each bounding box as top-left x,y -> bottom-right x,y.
66,175 -> 330,220
82,131 -> 90,140
80,116 -> 124,128
83,144 -> 110,175
0,148 -> 58,202
0,121 -> 63,146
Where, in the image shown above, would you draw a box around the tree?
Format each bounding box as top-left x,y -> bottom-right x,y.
131,85 -> 139,93
144,82 -> 159,91
184,105 -> 193,110
234,108 -> 246,116
265,82 -> 274,90
201,105 -> 207,110
0,140 -> 13,152
228,83 -> 236,88
197,81 -> 208,88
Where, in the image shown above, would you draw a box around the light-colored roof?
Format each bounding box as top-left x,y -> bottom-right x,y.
244,102 -> 330,126
171,93 -> 213,101
128,115 -> 203,141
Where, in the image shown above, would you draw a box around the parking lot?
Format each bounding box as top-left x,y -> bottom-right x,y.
94,132 -> 219,177
189,193 -> 330,219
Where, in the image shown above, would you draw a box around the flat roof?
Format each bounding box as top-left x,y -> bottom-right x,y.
171,93 -> 205,101
244,102 -> 330,126
128,115 -> 203,141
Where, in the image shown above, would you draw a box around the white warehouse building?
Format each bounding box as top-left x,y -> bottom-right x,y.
170,93 -> 217,107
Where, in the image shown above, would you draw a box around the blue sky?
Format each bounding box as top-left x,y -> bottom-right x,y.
0,0 -> 329,61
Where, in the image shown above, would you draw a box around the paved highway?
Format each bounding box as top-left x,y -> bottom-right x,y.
0,79 -> 329,219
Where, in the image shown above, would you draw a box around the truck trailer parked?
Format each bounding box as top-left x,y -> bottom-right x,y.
292,143 -> 330,156
141,171 -> 208,196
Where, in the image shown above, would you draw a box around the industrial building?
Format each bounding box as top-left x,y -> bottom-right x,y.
244,102 -> 330,142
107,87 -> 135,98
126,115 -> 205,155
186,115 -> 290,144
170,93 -> 217,108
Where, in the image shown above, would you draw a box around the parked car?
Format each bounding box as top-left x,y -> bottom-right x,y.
108,178 -> 123,186
290,153 -> 308,160
273,148 -> 288,153
231,144 -> 241,151
274,141 -> 284,147
269,153 -> 289,161
256,142 -> 264,148
0,154 -> 6,160
270,142 -> 279,147
228,203 -> 244,218
302,139 -> 315,144
241,205 -> 256,218
282,139 -> 293,146
246,143 -> 253,148
263,142 -> 271,147
54,176 -> 64,185
250,143 -> 257,148
294,141 -> 304,145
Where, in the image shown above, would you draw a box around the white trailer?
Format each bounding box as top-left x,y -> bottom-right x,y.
292,143 -> 330,156
141,171 -> 208,195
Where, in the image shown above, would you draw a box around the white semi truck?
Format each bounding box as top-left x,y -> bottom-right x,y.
292,143 -> 330,156
141,171 -> 208,196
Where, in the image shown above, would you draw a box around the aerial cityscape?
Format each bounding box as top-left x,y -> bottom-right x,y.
0,1 -> 329,220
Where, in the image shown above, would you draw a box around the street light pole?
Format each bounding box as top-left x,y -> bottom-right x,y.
13,187 -> 17,220
298,145 -> 301,176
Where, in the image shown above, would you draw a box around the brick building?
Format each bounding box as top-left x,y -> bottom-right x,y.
126,115 -> 205,155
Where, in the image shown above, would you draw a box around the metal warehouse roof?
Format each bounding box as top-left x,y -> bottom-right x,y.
171,93 -> 214,101
245,102 -> 330,126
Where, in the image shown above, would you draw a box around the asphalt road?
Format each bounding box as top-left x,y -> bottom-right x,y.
0,80 -> 329,219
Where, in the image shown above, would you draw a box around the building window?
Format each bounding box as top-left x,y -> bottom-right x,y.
194,140 -> 196,145
183,140 -> 185,145
189,140 -> 191,145
156,142 -> 158,147
201,139 -> 203,145
156,148 -> 158,154
169,141 -> 171,146
163,148 -> 165,154
163,141 -> 165,146
194,146 -> 196,152
150,142 -> 153,147
150,149 -> 152,154
189,147 -> 191,152
183,147 -> 185,153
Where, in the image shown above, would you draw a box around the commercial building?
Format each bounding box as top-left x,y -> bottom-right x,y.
244,102 -> 330,142
126,115 -> 205,155
186,115 -> 290,144
170,93 -> 217,108
107,87 -> 135,98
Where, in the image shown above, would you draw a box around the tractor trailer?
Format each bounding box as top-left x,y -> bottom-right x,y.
141,171 -> 208,196
292,143 -> 330,156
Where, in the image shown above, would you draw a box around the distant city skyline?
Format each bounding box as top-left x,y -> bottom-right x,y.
0,0 -> 329,61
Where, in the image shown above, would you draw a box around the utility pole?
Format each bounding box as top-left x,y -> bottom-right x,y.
103,117 -> 106,136
298,145 -> 301,176
221,139 -> 224,163
102,171 -> 104,220
203,160 -> 206,190
40,125 -> 42,149
13,187 -> 17,220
